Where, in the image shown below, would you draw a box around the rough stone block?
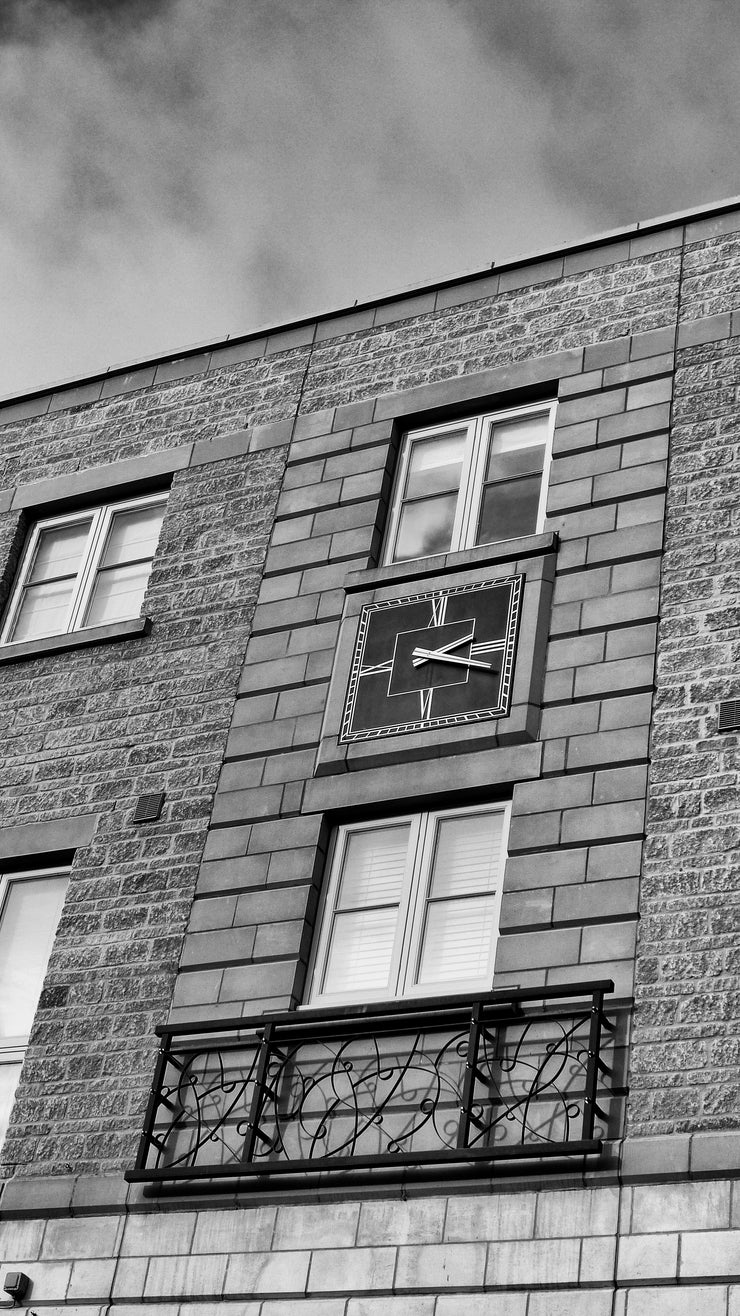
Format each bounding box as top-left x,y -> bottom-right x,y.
273,1202 -> 360,1250
486,1236 -> 580,1287
677,313 -> 732,348
444,1192 -> 536,1241
626,377 -> 672,410
630,1180 -> 731,1233
121,1210 -> 196,1255
627,1289 -> 727,1316
224,1250 -> 311,1297
680,1228 -> 740,1278
505,848 -> 587,891
145,1253 -> 228,1298
0,1217 -> 45,1261
597,402 -> 671,443
395,1242 -> 487,1290
560,799 -> 645,845
534,1186 -> 619,1237
529,1291 -> 612,1316
556,388 -> 626,427
617,1232 -> 679,1282
495,927 -> 581,973
357,1198 -> 446,1247
554,876 -> 639,924
307,1246 -> 396,1293
67,1259 -> 117,1301
43,1215 -> 121,1260
437,1298 -> 526,1316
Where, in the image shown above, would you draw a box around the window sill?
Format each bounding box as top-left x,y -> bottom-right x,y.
0,616 -> 152,665
344,531 -> 558,594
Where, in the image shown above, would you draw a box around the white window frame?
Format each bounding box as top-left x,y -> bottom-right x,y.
306,802 -> 510,1007
0,865 -> 69,1144
0,492 -> 168,645
382,400 -> 556,566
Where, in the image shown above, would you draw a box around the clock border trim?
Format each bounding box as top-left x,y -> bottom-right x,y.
340,575 -> 523,743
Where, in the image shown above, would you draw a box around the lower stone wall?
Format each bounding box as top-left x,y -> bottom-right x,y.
2,1142 -> 740,1314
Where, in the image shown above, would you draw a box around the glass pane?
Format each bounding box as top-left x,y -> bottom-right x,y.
28,521 -> 92,583
393,493 -> 457,562
488,414 -> 549,459
101,504 -> 166,568
322,907 -> 398,994
0,875 -> 68,1039
84,562 -> 152,627
404,432 -> 466,500
430,812 -> 504,898
0,1060 -> 22,1146
417,895 -> 497,983
11,579 -> 75,642
475,474 -> 542,546
488,446 -> 544,481
336,825 -> 410,910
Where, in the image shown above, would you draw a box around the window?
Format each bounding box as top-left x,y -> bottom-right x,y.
0,866 -> 69,1143
307,803 -> 509,1006
1,493 -> 167,645
383,401 -> 555,565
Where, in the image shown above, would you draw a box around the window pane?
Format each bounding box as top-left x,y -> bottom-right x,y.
0,875 -> 68,1039
429,812 -> 504,898
404,432 -> 466,500
475,474 -> 542,545
488,414 -> 549,459
28,521 -> 92,583
0,1060 -> 22,1146
322,907 -> 398,994
336,825 -> 410,909
393,493 -> 458,562
11,579 -> 76,642
417,895 -> 496,983
84,562 -> 153,627
101,504 -> 166,568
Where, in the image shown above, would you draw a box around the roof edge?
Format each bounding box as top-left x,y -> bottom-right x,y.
4,192 -> 740,409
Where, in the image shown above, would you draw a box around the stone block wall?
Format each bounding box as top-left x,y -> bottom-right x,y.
2,1172 -> 740,1311
2,200 -> 740,1309
630,299 -> 740,1133
0,349 -> 307,1179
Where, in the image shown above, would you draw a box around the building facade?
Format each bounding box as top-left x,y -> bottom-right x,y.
0,198 -> 738,1313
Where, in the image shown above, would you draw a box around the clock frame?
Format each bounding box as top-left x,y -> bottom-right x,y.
341,576 -> 522,742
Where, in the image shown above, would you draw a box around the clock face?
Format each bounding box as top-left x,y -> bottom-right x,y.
341,576 -> 522,741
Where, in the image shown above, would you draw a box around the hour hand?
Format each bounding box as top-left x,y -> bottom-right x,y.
411,631 -> 473,667
411,643 -> 492,672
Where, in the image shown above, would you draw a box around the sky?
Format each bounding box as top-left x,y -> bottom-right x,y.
1,0 -> 739,398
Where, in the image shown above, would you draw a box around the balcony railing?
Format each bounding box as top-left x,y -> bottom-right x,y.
127,980 -> 618,1188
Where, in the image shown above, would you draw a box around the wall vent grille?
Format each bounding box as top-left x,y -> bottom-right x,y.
133,792 -> 165,823
718,700 -> 740,733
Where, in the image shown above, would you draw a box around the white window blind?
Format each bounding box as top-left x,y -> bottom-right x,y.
308,804 -> 509,1005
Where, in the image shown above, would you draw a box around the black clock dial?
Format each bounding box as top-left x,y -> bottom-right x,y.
341,576 -> 522,741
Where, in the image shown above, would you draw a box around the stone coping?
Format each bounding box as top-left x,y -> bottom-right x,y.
2,1131 -> 740,1219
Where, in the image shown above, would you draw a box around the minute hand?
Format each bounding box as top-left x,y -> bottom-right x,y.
411,646 -> 493,671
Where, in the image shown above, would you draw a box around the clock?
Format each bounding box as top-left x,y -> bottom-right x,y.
341,576 -> 522,742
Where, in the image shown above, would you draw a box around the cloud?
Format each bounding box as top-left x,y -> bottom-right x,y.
1,0 -> 738,395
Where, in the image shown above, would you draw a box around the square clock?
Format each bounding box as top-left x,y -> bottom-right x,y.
341,576 -> 522,742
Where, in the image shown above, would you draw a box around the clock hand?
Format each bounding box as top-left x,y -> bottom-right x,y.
411,631 -> 474,667
411,647 -> 493,672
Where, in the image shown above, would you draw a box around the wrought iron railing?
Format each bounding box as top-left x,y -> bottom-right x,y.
127,980 -> 618,1187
